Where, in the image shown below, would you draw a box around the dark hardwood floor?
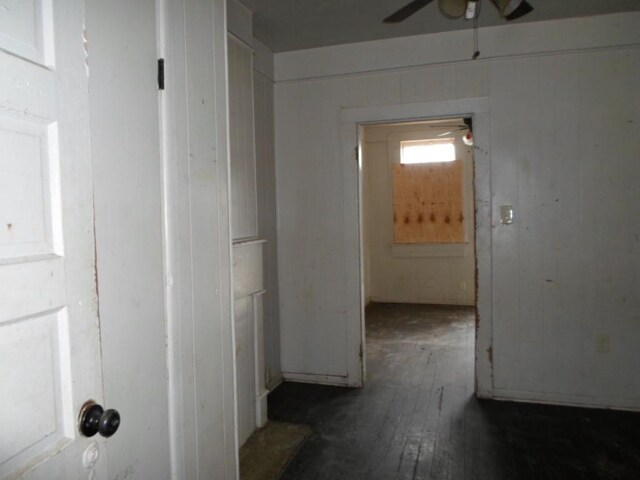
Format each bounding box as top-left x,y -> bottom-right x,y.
268,303 -> 640,480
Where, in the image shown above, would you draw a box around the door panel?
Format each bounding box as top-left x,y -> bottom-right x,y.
0,0 -> 54,67
0,1 -> 106,478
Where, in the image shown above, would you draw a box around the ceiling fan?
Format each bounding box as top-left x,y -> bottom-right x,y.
384,0 -> 534,23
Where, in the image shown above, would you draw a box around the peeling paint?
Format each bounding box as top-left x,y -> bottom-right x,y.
82,25 -> 89,76
91,198 -> 104,371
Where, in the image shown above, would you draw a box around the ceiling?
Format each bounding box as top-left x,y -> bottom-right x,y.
238,0 -> 640,52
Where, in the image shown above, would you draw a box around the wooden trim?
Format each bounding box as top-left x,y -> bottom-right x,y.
275,13 -> 640,82
390,242 -> 470,258
282,372 -> 351,387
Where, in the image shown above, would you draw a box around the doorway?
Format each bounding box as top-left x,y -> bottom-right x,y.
338,97 -> 492,395
359,117 -> 477,388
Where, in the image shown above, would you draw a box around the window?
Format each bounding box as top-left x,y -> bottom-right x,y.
400,138 -> 456,164
393,137 -> 464,244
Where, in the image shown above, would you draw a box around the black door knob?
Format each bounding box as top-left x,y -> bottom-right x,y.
99,409 -> 121,437
79,401 -> 121,438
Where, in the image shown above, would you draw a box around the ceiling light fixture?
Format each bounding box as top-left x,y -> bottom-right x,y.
438,0 -> 467,18
489,0 -> 534,20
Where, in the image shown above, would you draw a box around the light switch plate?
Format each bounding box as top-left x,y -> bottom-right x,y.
500,205 -> 514,225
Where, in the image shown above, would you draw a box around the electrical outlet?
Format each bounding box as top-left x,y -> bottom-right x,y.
459,281 -> 467,291
596,335 -> 610,353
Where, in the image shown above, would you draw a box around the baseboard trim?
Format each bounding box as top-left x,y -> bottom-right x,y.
266,374 -> 284,392
282,371 -> 351,387
368,297 -> 475,307
492,388 -> 640,412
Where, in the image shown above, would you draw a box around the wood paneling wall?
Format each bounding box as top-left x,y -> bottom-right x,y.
161,0 -> 237,476
254,51 -> 282,389
274,14 -> 640,409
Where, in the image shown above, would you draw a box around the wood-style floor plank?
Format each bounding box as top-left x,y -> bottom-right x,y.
268,303 -> 640,480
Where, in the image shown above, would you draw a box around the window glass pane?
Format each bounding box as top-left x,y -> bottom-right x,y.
401,139 -> 455,164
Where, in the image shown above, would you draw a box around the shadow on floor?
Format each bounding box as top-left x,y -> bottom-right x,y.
268,303 -> 640,480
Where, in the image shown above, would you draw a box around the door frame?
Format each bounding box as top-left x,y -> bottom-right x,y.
340,97 -> 493,397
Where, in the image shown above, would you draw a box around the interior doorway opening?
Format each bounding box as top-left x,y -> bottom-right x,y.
359,117 -> 478,383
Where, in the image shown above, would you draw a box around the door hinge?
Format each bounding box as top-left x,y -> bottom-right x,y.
355,146 -> 359,162
157,58 -> 165,90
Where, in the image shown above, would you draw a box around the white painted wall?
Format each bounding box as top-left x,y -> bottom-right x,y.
227,0 -> 253,47
362,122 -> 475,306
253,38 -> 282,389
274,13 -> 640,409
161,0 -> 237,477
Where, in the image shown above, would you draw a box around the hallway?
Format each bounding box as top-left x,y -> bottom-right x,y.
268,303 -> 640,480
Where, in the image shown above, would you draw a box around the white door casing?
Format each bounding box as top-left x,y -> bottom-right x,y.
340,98 -> 493,395
0,1 -> 107,479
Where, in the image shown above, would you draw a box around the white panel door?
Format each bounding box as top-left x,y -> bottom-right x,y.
0,1 -> 107,479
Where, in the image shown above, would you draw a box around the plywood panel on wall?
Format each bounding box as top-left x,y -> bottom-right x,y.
392,161 -> 464,244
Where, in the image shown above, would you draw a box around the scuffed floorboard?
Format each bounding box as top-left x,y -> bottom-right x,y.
240,421 -> 312,480
268,302 -> 640,480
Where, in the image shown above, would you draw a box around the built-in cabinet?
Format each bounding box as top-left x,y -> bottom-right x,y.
227,0 -> 280,447
227,31 -> 268,447
233,239 -> 267,445
229,35 -> 259,241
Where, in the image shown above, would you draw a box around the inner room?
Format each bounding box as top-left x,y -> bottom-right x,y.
361,118 -> 476,309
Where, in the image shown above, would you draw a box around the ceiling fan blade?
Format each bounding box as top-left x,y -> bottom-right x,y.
383,0 -> 435,23
505,0 -> 533,20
